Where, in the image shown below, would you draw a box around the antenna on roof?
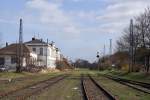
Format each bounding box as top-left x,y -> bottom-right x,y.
103,44 -> 105,57
38,33 -> 40,39
51,41 -> 55,45
47,38 -> 49,44
34,33 -> 36,38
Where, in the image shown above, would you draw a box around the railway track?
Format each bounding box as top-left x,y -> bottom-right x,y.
103,74 -> 150,94
0,74 -> 68,100
81,74 -> 116,100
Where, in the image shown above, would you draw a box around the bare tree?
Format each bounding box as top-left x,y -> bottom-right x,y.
134,8 -> 150,72
115,7 -> 150,72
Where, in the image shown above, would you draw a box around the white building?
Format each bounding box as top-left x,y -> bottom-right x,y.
0,38 -> 61,70
25,37 -> 61,69
0,44 -> 37,71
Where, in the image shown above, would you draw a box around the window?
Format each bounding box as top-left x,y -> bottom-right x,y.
40,48 -> 43,55
11,57 -> 17,64
0,57 -> 5,65
32,48 -> 36,52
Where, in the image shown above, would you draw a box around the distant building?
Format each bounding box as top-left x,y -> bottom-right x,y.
0,37 -> 61,70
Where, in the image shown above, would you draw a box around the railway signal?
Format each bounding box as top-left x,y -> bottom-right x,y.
96,52 -> 100,70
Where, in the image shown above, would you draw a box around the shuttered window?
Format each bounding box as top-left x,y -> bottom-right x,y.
40,48 -> 43,55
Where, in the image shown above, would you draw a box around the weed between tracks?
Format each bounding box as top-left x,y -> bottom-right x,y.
27,75 -> 82,100
94,76 -> 150,100
0,72 -> 64,95
1,69 -> 150,100
98,69 -> 150,83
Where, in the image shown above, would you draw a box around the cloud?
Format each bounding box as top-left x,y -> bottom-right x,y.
1,0 -> 149,62
96,0 -> 150,35
71,0 -> 83,2
25,0 -> 80,39
0,18 -> 16,24
25,0 -> 150,39
77,11 -> 97,21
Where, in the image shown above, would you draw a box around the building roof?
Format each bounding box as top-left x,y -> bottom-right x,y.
25,37 -> 47,44
0,44 -> 32,55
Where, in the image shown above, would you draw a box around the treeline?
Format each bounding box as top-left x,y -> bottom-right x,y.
73,59 -> 97,70
113,7 -> 150,73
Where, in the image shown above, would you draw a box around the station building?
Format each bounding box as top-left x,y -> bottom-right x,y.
0,37 -> 61,71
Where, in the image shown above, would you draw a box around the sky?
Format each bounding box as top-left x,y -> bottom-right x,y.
0,0 -> 150,62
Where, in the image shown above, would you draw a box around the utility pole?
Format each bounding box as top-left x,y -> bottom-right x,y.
109,39 -> 112,55
129,19 -> 134,72
109,39 -> 112,66
103,45 -> 106,67
17,18 -> 23,73
103,44 -> 106,57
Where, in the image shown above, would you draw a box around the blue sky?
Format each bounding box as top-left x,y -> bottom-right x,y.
0,0 -> 150,62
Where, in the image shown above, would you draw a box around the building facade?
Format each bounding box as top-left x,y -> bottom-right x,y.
25,37 -> 61,69
0,44 -> 37,71
0,38 -> 61,70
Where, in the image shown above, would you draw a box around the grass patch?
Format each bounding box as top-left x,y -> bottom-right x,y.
2,69 -> 150,100
0,72 -> 65,94
98,69 -> 150,83
94,76 -> 150,100
28,75 -> 82,100
0,72 -> 33,79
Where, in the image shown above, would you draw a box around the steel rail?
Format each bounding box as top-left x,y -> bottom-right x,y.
103,74 -> 150,94
81,74 -> 116,100
0,75 -> 68,100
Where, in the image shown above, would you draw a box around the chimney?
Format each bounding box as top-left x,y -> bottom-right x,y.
6,42 -> 8,47
32,37 -> 35,40
47,38 -> 49,44
19,18 -> 23,44
51,41 -> 55,46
